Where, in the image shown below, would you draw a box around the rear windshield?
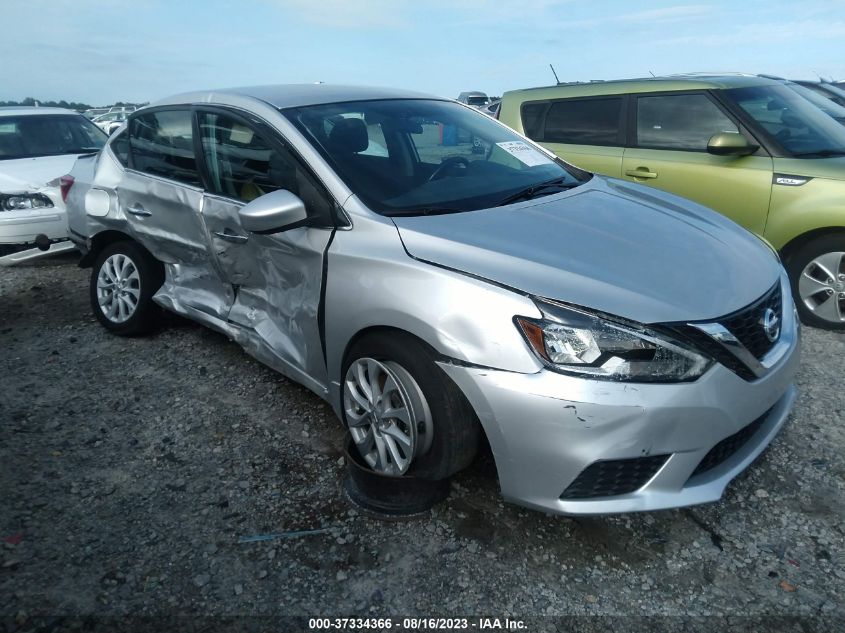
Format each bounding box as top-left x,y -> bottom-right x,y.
467,96 -> 489,106
0,114 -> 107,160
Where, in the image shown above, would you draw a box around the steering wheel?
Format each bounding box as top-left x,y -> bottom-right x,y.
427,156 -> 470,182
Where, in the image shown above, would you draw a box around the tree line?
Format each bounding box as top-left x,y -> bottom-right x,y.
0,98 -> 142,111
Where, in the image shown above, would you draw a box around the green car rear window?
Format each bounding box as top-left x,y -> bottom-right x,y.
520,97 -> 623,146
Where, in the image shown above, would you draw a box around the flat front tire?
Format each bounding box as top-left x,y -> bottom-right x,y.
90,241 -> 163,336
342,332 -> 480,480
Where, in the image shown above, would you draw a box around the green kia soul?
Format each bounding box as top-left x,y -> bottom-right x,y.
499,75 -> 845,330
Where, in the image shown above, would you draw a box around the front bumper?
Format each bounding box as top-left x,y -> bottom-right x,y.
439,306 -> 800,515
0,206 -> 67,244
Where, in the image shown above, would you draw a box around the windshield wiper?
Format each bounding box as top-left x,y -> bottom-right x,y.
792,149 -> 845,158
385,206 -> 464,217
495,176 -> 575,207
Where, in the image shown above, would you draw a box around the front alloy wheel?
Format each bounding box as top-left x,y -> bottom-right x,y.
798,251 -> 845,325
343,357 -> 433,476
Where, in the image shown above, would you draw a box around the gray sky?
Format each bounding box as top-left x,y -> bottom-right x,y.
2,0 -> 843,105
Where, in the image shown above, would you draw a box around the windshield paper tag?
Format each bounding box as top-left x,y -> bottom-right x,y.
496,141 -> 554,167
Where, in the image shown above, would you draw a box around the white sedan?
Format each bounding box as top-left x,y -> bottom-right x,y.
0,107 -> 107,253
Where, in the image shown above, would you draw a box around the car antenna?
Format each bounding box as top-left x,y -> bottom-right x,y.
549,64 -> 561,84
649,70 -> 656,77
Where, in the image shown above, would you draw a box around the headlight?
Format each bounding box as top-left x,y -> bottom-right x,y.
0,193 -> 54,211
516,300 -> 712,382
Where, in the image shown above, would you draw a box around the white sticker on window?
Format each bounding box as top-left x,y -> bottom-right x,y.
496,141 -> 554,167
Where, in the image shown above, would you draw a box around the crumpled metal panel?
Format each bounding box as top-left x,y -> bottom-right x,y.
155,263 -> 234,322
198,194 -> 332,396
116,171 -> 207,265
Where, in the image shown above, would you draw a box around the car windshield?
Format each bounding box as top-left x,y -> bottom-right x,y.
467,96 -> 489,106
785,83 -> 845,121
725,85 -> 845,156
0,114 -> 107,160
284,99 -> 584,215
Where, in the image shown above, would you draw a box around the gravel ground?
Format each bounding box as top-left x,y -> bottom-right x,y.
1,255 -> 844,629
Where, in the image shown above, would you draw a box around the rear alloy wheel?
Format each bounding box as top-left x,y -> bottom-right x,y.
787,234 -> 845,330
90,241 -> 163,335
343,358 -> 433,476
97,252 -> 141,323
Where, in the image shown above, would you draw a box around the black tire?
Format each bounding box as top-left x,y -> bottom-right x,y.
90,240 -> 164,336
342,331 -> 480,481
785,232 -> 845,330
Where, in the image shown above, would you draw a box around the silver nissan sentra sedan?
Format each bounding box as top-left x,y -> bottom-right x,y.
65,84 -> 800,515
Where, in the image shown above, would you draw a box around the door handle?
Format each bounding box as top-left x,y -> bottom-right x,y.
625,168 -> 658,179
213,230 -> 248,244
127,204 -> 152,217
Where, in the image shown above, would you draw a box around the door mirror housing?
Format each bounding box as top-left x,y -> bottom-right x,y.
707,132 -> 759,157
238,190 -> 308,234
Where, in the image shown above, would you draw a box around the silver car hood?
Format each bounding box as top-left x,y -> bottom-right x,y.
392,177 -> 781,324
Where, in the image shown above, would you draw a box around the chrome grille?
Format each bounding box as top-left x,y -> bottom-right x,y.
666,282 -> 783,382
721,283 -> 782,360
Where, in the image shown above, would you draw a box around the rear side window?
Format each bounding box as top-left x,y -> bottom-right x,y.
129,110 -> 201,186
636,94 -> 738,151
520,102 -> 548,140
110,130 -> 129,167
543,97 -> 623,145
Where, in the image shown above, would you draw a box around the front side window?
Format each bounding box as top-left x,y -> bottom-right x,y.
543,97 -> 623,145
198,110 -> 333,221
636,94 -> 738,151
0,114 -> 106,160
726,85 -> 845,157
129,110 -> 201,186
285,99 -> 584,215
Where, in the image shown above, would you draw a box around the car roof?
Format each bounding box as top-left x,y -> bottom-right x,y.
0,106 -> 82,116
152,84 -> 445,110
503,74 -> 782,100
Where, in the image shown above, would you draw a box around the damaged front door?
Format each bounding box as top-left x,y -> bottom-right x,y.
196,109 -> 336,395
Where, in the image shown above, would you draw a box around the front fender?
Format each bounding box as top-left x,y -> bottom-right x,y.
765,174 -> 845,249
324,214 -> 543,411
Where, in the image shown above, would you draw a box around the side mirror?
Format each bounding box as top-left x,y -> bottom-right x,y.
707,132 -> 759,157
238,189 -> 308,234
